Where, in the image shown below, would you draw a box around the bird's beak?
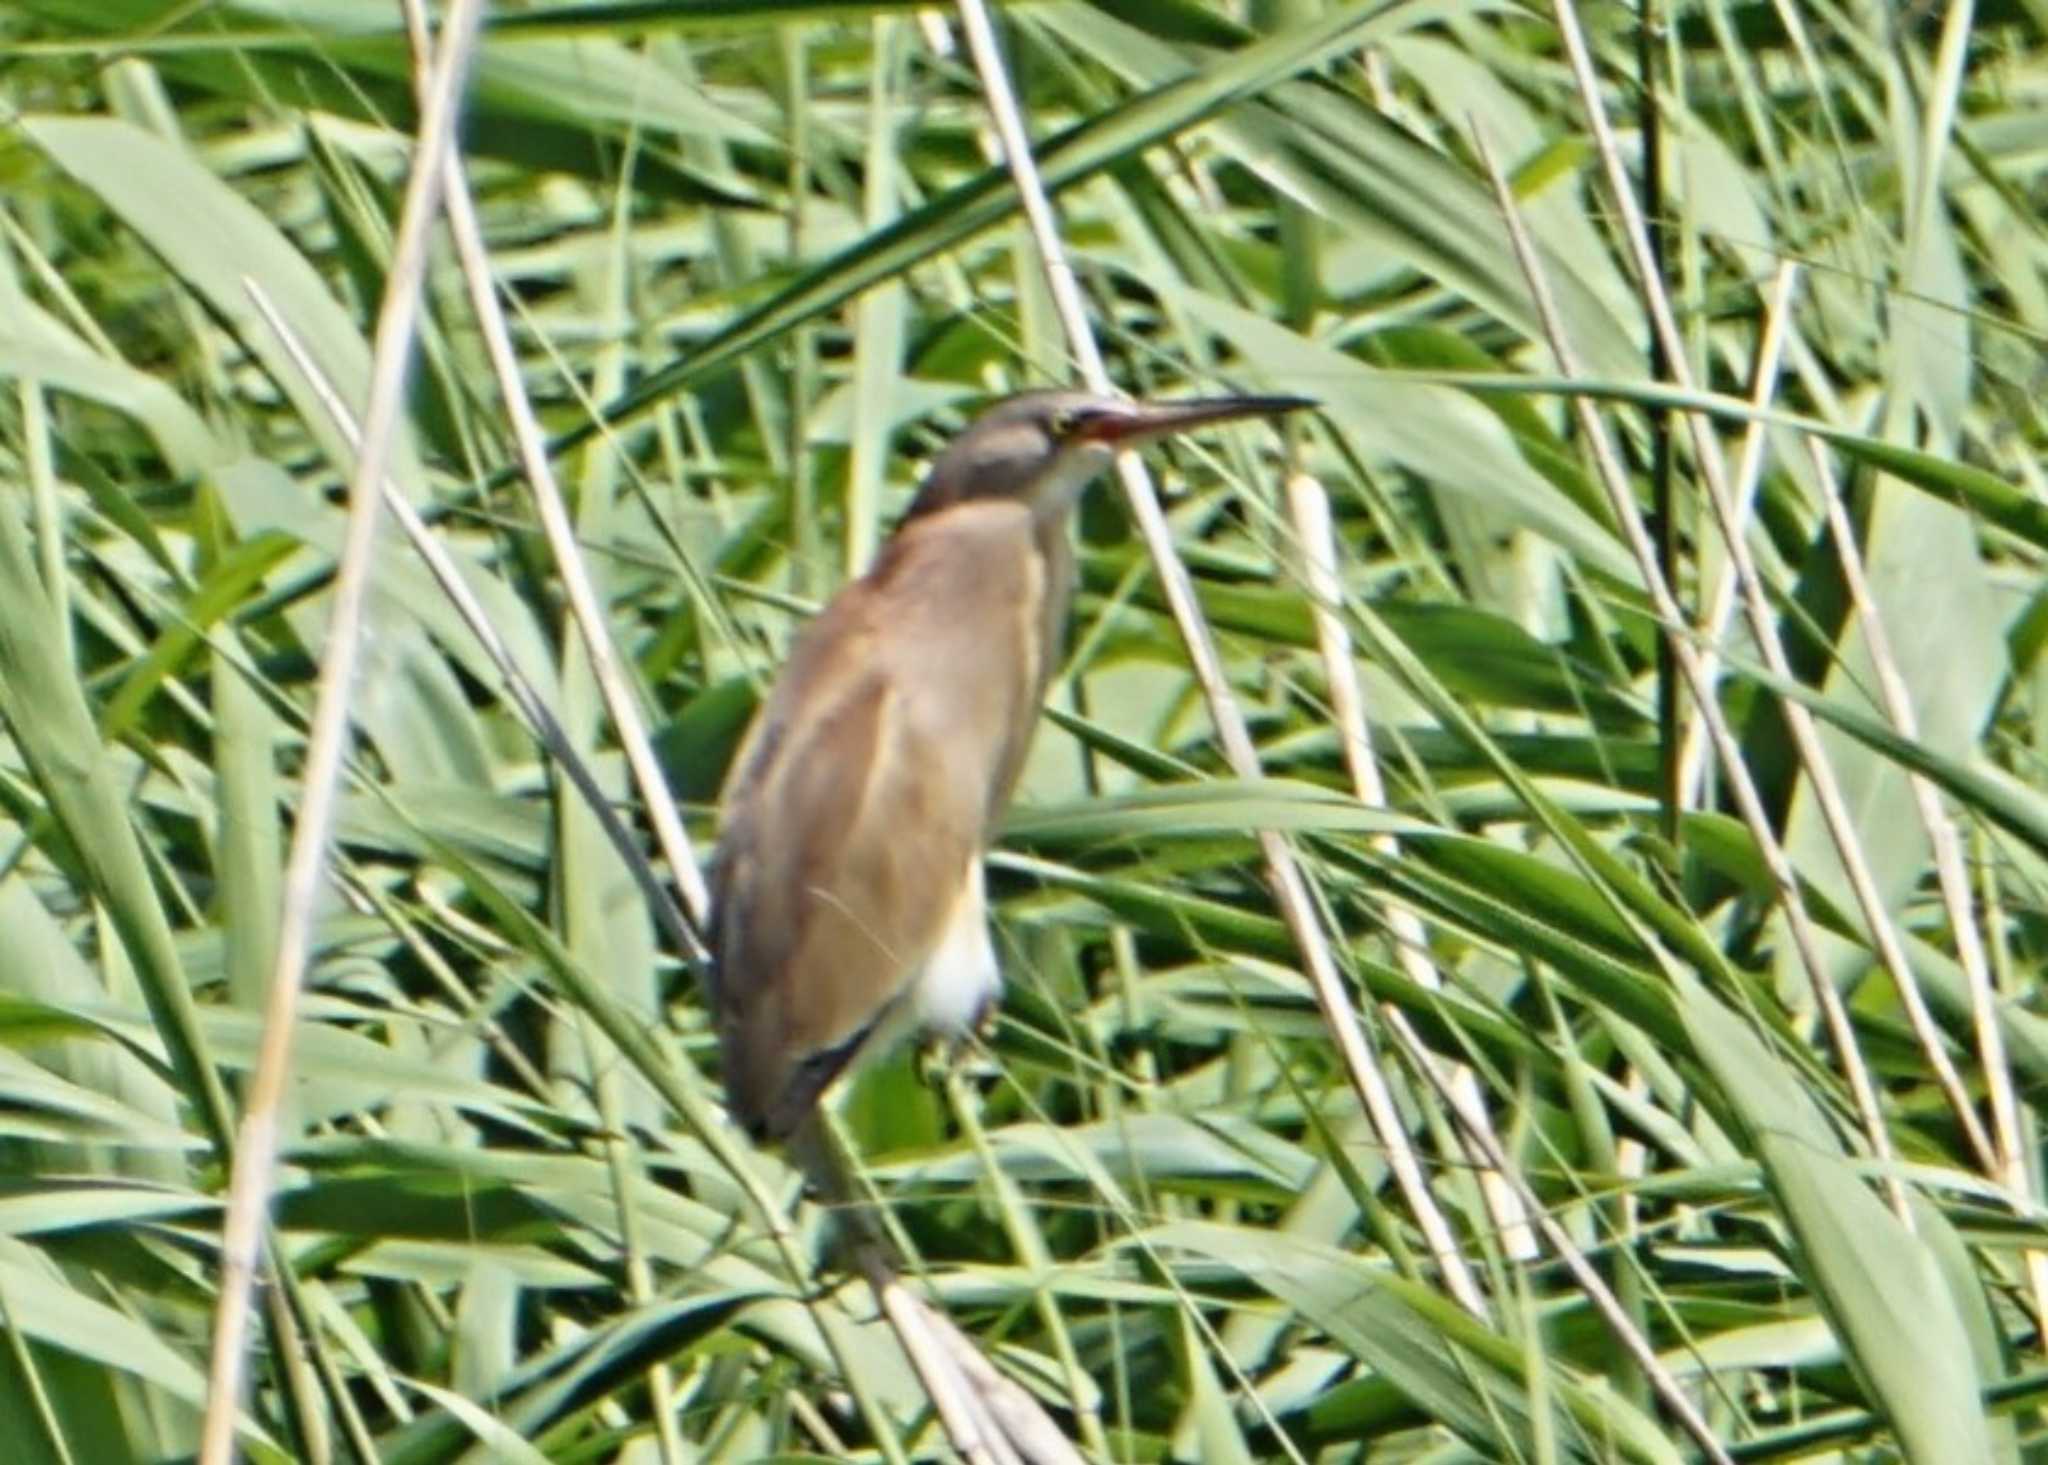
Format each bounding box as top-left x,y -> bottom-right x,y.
1079,394 -> 1315,446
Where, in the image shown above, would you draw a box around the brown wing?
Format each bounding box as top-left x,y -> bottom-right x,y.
707,500 -> 1048,1139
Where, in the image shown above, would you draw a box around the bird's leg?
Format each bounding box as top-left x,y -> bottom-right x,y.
917,1030 -> 966,1086
786,1110 -> 912,1272
971,987 -> 1002,1042
915,1039 -> 948,1095
787,1115 -> 1057,1463
918,994 -> 998,1094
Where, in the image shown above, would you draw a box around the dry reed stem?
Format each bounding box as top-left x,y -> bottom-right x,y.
200,4 -> 487,1459
1472,122 -> 1906,1218
1548,2 -> 1916,1212
1284,470 -> 1538,1260
1806,436 -> 2036,1305
956,0 -> 1489,1321
249,263 -> 917,1465
1674,262 -> 1800,808
1382,1007 -> 1735,1465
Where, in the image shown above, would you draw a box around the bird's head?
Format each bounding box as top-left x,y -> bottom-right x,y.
904,389 -> 1313,524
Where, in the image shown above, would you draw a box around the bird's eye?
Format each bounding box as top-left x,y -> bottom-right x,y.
1047,408 -> 1079,439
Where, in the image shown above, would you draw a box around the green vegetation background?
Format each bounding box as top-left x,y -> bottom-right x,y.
0,1 -> 2041,1460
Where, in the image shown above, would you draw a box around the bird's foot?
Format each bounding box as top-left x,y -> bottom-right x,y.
919,996 -> 998,1083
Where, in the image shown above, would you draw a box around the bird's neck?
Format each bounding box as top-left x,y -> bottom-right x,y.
1016,453 -> 1094,698
1031,513 -> 1077,697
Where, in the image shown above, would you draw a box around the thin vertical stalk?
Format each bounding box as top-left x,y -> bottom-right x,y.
1808,437 -> 2025,1204
1977,826 -> 2048,1336
250,232 -> 917,1465
200,4 -> 486,1459
946,1074 -> 1112,1459
844,15 -> 910,578
784,25 -> 820,597
1473,123 -> 1902,1217
955,0 -> 1489,1321
1285,470 -> 1538,1261
1637,0 -> 1680,843
434,82 -> 713,947
1553,0 -> 1981,1192
1381,1007 -> 1735,1465
1675,263 -> 1801,808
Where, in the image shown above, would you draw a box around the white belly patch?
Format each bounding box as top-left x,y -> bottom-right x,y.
914,862 -> 1001,1035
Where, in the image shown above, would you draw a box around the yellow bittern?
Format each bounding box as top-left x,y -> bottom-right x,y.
707,389 -> 1311,1143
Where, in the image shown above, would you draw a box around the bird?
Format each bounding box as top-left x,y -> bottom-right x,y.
705,388 -> 1312,1145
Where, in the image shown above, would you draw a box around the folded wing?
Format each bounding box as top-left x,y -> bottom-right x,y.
707,501 -> 1047,1139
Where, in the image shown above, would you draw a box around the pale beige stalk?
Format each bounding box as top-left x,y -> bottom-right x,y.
1284,470 -> 1539,1260
954,0 -> 1490,1322
200,3 -> 487,1459
1548,0 -> 1920,1210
